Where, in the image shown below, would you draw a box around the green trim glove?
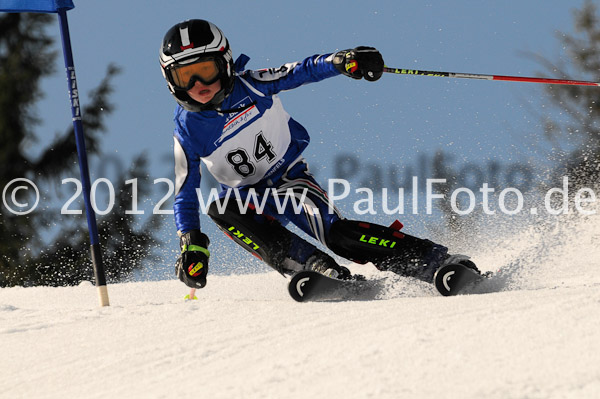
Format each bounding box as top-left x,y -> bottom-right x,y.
176,229 -> 210,288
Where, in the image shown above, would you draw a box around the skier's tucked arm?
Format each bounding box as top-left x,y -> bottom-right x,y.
173,135 -> 201,234
242,47 -> 384,95
172,134 -> 210,289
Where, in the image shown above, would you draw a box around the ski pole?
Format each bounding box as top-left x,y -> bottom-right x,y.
383,66 -> 600,87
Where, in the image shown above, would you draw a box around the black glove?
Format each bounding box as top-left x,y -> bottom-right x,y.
332,46 -> 384,81
175,229 -> 210,289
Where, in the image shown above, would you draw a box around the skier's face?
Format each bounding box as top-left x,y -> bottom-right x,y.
186,80 -> 222,104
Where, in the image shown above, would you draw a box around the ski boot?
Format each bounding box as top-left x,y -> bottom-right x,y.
441,254 -> 480,273
305,252 -> 352,280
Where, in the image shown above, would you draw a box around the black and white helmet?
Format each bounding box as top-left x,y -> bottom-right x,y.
160,19 -> 234,112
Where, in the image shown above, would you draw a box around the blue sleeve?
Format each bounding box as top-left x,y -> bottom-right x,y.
173,132 -> 202,234
241,53 -> 341,96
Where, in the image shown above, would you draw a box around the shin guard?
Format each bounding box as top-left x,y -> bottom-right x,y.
207,200 -> 330,275
326,219 -> 448,282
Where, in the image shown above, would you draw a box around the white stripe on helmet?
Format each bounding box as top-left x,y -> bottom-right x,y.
180,26 -> 191,47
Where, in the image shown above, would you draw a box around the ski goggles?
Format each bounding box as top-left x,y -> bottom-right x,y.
167,58 -> 221,90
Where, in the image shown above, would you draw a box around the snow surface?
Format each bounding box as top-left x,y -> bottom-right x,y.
2,210 -> 600,399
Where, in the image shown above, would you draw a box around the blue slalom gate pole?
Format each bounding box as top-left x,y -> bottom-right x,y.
57,8 -> 109,306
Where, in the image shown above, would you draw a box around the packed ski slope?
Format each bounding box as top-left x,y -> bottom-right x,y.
2,209 -> 600,399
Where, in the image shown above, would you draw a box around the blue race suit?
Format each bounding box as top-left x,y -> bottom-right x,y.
173,53 -> 341,236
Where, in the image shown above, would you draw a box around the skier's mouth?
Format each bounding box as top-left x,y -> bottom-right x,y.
199,89 -> 211,95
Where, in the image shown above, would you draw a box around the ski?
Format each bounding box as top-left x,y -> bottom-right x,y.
288,270 -> 378,302
433,263 -> 488,296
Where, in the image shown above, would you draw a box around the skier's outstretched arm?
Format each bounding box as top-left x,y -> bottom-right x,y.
242,46 -> 385,95
172,135 -> 211,289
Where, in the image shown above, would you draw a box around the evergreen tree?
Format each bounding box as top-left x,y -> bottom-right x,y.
540,0 -> 600,189
0,13 -> 161,287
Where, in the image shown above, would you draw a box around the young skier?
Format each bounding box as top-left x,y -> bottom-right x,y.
159,19 -> 479,290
